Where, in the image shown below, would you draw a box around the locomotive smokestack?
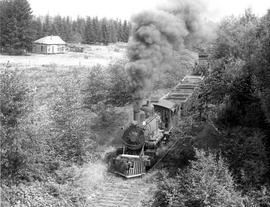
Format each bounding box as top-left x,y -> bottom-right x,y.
133,100 -> 142,122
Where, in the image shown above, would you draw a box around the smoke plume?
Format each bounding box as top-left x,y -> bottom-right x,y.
126,0 -> 210,100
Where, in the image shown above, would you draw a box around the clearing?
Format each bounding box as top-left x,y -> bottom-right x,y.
0,44 -> 126,67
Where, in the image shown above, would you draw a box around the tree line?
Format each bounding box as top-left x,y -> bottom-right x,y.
32,15 -> 131,45
0,0 -> 131,54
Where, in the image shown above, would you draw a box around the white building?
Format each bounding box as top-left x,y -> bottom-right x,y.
32,36 -> 66,54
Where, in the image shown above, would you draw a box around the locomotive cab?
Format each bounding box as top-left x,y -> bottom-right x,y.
152,99 -> 178,134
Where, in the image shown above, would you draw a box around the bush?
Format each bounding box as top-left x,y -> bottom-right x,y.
83,64 -> 110,107
0,67 -> 36,181
149,150 -> 245,207
83,60 -> 133,109
50,77 -> 96,164
1,180 -> 87,207
106,60 -> 133,106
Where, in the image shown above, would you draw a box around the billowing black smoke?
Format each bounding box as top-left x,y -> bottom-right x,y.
126,0 -> 210,102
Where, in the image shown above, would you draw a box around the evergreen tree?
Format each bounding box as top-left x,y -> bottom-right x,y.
101,19 -> 110,45
29,14 -> 131,45
0,1 -> 19,52
117,20 -> 123,42
12,0 -> 33,50
0,0 -> 33,53
2,17 -> 19,52
84,17 -> 95,44
122,20 -> 130,42
108,20 -> 117,43
31,16 -> 43,40
42,15 -> 53,36
51,15 -> 62,36
95,17 -> 103,43
91,17 -> 98,43
63,16 -> 72,42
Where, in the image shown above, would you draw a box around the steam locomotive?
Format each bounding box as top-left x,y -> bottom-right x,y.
111,75 -> 204,178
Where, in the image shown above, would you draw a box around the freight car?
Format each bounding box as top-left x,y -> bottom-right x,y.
111,75 -> 204,178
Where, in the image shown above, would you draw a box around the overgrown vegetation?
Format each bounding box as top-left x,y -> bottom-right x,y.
149,9 -> 270,207
148,150 -> 245,207
0,66 -> 98,206
83,60 -> 133,108
0,68 -> 35,182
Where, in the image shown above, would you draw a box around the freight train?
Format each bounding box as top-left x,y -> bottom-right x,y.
110,75 -> 204,178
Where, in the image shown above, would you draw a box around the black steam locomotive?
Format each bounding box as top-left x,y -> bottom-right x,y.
111,75 -> 204,178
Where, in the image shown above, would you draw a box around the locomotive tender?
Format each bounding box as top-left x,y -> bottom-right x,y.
111,75 -> 204,178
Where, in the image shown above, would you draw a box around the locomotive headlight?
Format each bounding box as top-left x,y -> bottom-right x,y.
142,121 -> 146,126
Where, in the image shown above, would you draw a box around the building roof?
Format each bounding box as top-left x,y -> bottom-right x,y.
34,36 -> 66,45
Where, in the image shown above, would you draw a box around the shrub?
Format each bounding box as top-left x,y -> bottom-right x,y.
106,60 -> 133,106
50,77 -> 96,164
150,150 -> 245,207
82,64 -> 110,107
83,61 -> 133,109
0,67 -> 36,181
1,180 -> 87,207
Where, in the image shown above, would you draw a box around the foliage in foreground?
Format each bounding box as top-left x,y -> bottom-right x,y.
148,9 -> 270,207
1,164 -> 87,207
50,77 -> 97,164
196,9 -> 270,188
148,150 -> 244,207
0,66 -> 100,206
0,68 -> 38,181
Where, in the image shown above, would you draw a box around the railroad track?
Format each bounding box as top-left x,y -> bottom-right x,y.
87,172 -> 155,207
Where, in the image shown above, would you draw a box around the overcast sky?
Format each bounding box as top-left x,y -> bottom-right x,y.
28,0 -> 270,22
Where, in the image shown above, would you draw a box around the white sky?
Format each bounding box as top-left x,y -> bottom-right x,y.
28,0 -> 270,22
